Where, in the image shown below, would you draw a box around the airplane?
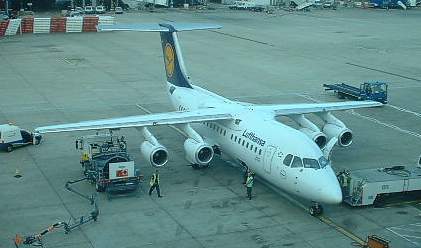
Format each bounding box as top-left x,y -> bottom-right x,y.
35,23 -> 382,216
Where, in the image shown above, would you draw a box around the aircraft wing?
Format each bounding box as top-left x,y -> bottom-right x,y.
35,108 -> 233,134
254,101 -> 382,116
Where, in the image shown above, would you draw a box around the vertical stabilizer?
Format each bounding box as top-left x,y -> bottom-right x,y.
159,24 -> 192,88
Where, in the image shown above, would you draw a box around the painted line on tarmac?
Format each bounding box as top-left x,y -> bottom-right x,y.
346,62 -> 421,83
347,110 -> 421,140
296,93 -> 421,140
387,104 -> 421,118
209,30 -> 275,47
387,223 -> 421,247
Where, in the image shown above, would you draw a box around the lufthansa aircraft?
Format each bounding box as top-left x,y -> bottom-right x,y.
36,23 -> 382,215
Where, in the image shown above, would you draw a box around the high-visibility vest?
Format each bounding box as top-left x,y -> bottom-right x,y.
150,173 -> 160,186
82,152 -> 89,162
246,175 -> 254,188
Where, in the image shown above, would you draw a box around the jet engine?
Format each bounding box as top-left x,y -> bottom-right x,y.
318,112 -> 353,147
140,141 -> 168,167
140,127 -> 169,167
299,128 -> 327,149
290,115 -> 327,149
184,138 -> 214,166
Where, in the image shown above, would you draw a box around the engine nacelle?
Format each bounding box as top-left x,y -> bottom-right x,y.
299,128 -> 327,149
140,141 -> 168,167
290,114 -> 327,149
322,124 -> 352,147
317,112 -> 353,147
184,138 -> 214,166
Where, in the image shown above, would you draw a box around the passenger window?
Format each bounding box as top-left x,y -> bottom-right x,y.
223,130 -> 226,136
283,154 -> 293,166
291,156 -> 303,168
250,144 -> 253,150
303,158 -> 320,169
231,134 -> 233,140
238,138 -> 241,144
254,147 -> 257,153
246,142 -> 249,148
259,149 -> 262,155
234,136 -> 237,142
242,140 -> 245,146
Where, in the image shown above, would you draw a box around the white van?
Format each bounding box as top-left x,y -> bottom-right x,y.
0,124 -> 42,152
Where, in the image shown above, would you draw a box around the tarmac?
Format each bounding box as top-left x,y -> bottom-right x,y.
1,6 -> 421,248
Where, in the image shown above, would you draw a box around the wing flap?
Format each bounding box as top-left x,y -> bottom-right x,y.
255,101 -> 382,116
35,108 -> 232,134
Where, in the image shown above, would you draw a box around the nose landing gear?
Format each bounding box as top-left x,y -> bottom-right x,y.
309,202 -> 323,216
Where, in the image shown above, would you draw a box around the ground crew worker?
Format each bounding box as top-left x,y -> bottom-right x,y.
245,172 -> 254,200
149,170 -> 162,198
243,167 -> 250,185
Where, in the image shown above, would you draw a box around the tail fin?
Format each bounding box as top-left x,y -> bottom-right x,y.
159,24 -> 191,88
98,23 -> 222,88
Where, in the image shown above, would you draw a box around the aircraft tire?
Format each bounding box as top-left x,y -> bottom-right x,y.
309,205 -> 323,216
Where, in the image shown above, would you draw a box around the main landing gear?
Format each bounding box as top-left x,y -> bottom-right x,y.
309,202 -> 323,216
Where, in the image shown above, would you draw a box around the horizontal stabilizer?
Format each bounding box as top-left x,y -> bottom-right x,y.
98,23 -> 222,32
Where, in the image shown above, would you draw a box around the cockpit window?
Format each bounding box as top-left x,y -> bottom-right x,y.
283,154 -> 293,166
318,156 -> 329,168
303,158 -> 320,169
291,156 -> 303,168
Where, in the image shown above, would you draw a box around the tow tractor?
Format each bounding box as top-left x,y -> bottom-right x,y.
0,124 -> 42,152
323,81 -> 388,104
75,132 -> 142,195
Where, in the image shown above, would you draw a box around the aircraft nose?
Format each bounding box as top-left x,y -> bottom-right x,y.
314,169 -> 343,204
320,185 -> 343,204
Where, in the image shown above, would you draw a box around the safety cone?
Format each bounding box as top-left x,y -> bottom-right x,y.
14,169 -> 22,178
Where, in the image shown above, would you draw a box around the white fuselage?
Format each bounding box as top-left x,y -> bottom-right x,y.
167,83 -> 342,204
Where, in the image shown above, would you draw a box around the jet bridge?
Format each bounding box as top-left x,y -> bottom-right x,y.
338,164 -> 421,207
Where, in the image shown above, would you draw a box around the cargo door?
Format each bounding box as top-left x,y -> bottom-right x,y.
263,145 -> 276,174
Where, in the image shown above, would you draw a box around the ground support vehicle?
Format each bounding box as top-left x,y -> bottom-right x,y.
323,81 -> 388,104
76,133 -> 141,196
0,124 -> 42,152
229,1 -> 264,10
338,165 -> 421,207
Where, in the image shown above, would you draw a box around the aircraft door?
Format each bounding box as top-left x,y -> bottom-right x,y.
263,145 -> 276,174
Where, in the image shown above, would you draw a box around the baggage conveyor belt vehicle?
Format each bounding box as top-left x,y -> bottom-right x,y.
323,81 -> 388,104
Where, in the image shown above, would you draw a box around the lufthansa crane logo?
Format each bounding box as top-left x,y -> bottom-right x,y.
164,43 -> 175,78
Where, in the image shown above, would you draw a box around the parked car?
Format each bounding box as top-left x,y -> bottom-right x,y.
66,10 -> 83,17
84,6 -> 94,14
323,1 -> 335,8
0,124 -> 42,152
115,6 -> 123,14
95,5 -> 105,14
